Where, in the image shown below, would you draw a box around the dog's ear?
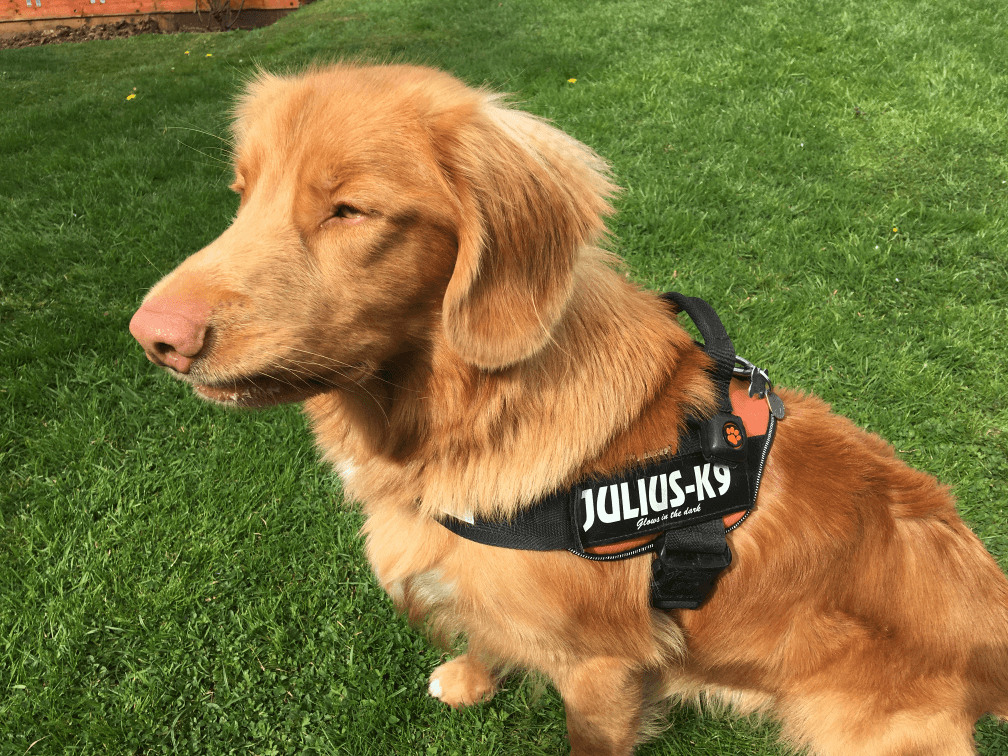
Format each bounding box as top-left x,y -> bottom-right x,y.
431,95 -> 616,370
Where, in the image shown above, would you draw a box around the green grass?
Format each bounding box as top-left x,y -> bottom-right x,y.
1,0 -> 1007,753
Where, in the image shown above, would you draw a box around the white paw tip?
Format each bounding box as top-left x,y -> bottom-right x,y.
428,677 -> 443,698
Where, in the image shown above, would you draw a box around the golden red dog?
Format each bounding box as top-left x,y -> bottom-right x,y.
130,64 -> 1008,755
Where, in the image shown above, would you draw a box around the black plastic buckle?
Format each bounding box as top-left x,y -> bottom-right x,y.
649,519 -> 733,610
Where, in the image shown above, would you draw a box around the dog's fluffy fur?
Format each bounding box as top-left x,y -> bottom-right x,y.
130,64 -> 1008,755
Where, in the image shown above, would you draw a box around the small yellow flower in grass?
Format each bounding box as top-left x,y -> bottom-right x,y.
206,53 -> 213,58
184,50 -> 190,55
892,226 -> 899,233
567,78 -> 577,83
126,93 -> 136,101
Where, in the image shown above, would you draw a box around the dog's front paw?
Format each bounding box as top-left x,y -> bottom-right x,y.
428,654 -> 498,709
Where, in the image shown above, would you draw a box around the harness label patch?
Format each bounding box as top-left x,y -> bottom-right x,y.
574,451 -> 750,549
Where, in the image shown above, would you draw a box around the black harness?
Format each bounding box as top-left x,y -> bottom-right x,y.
438,292 -> 784,610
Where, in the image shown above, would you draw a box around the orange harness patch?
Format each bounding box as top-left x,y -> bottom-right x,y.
723,379 -> 771,527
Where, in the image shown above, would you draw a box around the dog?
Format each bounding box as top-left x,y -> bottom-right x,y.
129,64 -> 1008,755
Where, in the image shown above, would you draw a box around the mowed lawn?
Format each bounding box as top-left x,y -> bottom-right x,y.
2,0 -> 1007,754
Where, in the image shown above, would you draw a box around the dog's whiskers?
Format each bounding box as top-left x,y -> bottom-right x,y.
285,346 -> 422,395
165,125 -> 236,170
255,351 -> 391,425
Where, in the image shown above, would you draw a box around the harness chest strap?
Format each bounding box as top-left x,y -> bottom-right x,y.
437,403 -> 775,556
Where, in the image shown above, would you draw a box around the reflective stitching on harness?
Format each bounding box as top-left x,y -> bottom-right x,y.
570,540 -> 658,562
725,413 -> 776,534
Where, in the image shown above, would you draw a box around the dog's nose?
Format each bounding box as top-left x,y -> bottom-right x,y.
129,294 -> 209,374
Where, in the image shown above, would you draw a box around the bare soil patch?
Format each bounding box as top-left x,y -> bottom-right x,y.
0,18 -> 164,50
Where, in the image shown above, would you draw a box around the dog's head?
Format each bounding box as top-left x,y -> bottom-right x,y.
130,64 -> 616,407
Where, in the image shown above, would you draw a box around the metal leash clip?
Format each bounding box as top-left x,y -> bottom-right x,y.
734,356 -> 786,420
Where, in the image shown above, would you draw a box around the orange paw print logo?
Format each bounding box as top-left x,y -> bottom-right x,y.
723,421 -> 743,449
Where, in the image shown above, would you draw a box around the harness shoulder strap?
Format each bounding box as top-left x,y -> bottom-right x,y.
662,292 -> 736,415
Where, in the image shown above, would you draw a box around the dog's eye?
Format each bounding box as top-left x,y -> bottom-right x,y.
325,203 -> 366,226
331,204 -> 364,220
